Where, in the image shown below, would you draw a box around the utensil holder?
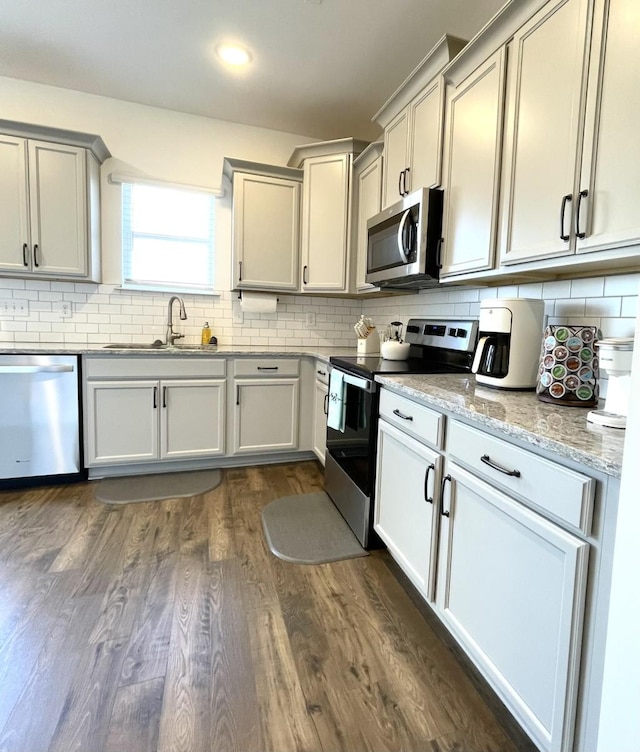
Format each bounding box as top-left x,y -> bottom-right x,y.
536,325 -> 600,406
357,331 -> 380,354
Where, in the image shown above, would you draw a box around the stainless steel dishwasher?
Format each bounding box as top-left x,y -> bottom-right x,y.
0,354 -> 83,484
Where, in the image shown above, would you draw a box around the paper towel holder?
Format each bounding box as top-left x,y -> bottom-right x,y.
237,291 -> 279,302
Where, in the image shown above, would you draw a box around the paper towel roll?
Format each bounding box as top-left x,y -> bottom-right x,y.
239,291 -> 278,314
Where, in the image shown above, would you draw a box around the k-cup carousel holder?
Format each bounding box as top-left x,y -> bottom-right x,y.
536,325 -> 600,407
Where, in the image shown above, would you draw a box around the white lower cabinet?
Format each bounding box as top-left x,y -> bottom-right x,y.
232,359 -> 300,454
374,418 -> 441,601
312,366 -> 329,464
86,378 -> 225,466
375,387 -> 595,752
438,463 -> 588,752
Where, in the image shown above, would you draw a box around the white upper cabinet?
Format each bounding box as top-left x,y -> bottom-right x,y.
301,153 -> 350,292
289,138 -> 368,294
440,48 -> 506,277
224,158 -> 302,292
351,142 -> 383,293
0,121 -> 108,282
373,35 -> 467,210
576,0 -> 640,254
499,0 -> 592,265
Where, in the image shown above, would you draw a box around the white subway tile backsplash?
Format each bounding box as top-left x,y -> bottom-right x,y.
0,271 -> 637,350
571,277 -> 605,298
585,297 -> 621,317
604,273 -> 640,297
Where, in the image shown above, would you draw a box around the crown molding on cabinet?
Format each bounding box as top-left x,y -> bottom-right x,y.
223,157 -> 303,183
0,119 -> 111,163
287,137 -> 369,168
372,34 -> 468,129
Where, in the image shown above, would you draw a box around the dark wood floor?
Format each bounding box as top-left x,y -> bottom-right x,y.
0,461 -> 534,752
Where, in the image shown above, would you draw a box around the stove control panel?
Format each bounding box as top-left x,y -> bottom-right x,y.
405,318 -> 478,353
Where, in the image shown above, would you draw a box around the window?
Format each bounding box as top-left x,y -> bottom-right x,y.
122,182 -> 215,292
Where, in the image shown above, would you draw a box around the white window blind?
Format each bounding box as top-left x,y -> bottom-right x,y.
122,182 -> 215,292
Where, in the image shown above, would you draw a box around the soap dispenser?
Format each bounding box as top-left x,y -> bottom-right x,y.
201,322 -> 212,345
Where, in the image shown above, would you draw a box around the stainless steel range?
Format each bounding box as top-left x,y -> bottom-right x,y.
325,318 -> 478,548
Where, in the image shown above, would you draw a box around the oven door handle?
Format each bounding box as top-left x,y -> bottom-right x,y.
396,208 -> 412,262
341,372 -> 375,393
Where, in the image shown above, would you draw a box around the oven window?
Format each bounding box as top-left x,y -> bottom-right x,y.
367,206 -> 418,273
326,381 -> 375,495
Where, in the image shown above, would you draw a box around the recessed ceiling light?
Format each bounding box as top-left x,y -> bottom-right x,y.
216,44 -> 252,67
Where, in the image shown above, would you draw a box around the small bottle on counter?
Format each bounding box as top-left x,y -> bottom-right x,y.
201,322 -> 212,345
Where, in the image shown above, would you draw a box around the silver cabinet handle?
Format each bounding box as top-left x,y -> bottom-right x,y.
392,408 -> 413,421
480,454 -> 521,478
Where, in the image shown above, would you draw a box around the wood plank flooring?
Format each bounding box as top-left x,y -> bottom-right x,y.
0,461 -> 537,752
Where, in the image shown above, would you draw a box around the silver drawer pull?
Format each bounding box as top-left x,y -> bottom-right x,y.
392,408 -> 413,421
480,454 -> 521,478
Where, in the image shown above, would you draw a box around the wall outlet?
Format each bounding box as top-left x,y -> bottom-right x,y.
55,300 -> 72,318
233,308 -> 244,325
305,311 -> 316,327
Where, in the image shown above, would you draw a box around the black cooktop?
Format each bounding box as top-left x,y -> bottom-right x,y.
329,354 -> 460,379
331,317 -> 479,380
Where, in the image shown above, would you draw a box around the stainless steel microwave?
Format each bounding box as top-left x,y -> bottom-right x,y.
365,187 -> 443,289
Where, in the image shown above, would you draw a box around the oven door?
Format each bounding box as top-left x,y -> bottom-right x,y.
326,370 -> 377,497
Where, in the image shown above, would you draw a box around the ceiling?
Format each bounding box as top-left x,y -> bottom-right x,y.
0,0 -> 505,141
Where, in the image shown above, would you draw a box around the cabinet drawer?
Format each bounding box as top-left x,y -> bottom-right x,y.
233,358 -> 299,377
84,356 -> 226,380
379,389 -> 443,450
314,359 -> 330,385
447,420 -> 594,534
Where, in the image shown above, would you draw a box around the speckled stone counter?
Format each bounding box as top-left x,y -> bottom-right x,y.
0,344 -> 356,364
376,373 -> 626,478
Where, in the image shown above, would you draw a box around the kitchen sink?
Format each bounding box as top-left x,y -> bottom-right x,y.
103,343 -> 167,349
103,343 -> 217,351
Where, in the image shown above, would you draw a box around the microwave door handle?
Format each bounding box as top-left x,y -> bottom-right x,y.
396,209 -> 411,262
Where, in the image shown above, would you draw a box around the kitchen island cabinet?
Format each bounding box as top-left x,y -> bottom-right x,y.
312,360 -> 329,464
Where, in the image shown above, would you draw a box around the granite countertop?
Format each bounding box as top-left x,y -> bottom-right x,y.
376,373 -> 626,478
0,343 -> 356,364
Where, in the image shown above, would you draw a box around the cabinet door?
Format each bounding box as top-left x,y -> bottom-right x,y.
28,140 -> 88,276
408,78 -> 444,193
85,381 -> 159,465
233,172 -> 300,290
0,136 -> 30,273
312,378 -> 328,464
577,0 -> 640,253
233,378 -> 299,453
382,107 -> 410,208
499,0 -> 591,264
437,463 -> 588,752
374,419 -> 441,601
354,155 -> 383,291
441,49 -> 506,277
160,379 -> 226,460
300,154 -> 350,292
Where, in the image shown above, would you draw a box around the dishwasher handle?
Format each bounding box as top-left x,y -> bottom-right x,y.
0,365 -> 74,374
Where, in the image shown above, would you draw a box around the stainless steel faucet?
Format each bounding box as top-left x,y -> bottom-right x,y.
166,296 -> 187,345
